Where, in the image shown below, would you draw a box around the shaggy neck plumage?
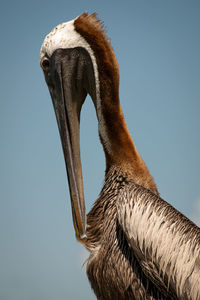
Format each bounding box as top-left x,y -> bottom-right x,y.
74,15 -> 136,162
74,13 -> 158,194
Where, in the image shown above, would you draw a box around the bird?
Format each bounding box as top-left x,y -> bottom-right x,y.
40,13 -> 200,300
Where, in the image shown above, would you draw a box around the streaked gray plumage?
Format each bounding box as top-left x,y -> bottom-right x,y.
86,166 -> 200,299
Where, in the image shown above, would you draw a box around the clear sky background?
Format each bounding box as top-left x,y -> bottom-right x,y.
1,1 -> 200,299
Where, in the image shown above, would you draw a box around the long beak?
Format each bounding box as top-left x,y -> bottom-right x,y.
47,55 -> 87,241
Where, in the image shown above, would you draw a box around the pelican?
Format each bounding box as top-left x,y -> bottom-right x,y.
40,13 -> 200,300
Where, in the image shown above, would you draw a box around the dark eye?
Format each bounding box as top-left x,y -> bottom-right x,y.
40,57 -> 50,71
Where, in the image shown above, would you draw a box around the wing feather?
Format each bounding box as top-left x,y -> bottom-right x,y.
117,183 -> 200,299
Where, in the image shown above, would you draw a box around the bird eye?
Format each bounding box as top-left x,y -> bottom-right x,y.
40,57 -> 50,71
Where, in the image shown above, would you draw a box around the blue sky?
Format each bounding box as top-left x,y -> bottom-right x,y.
1,1 -> 200,299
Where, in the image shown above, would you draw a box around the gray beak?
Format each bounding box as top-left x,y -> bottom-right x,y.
41,49 -> 88,241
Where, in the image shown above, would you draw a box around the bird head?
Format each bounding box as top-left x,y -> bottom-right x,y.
40,13 -> 119,241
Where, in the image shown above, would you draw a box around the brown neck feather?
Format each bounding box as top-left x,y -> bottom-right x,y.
75,13 -> 158,194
